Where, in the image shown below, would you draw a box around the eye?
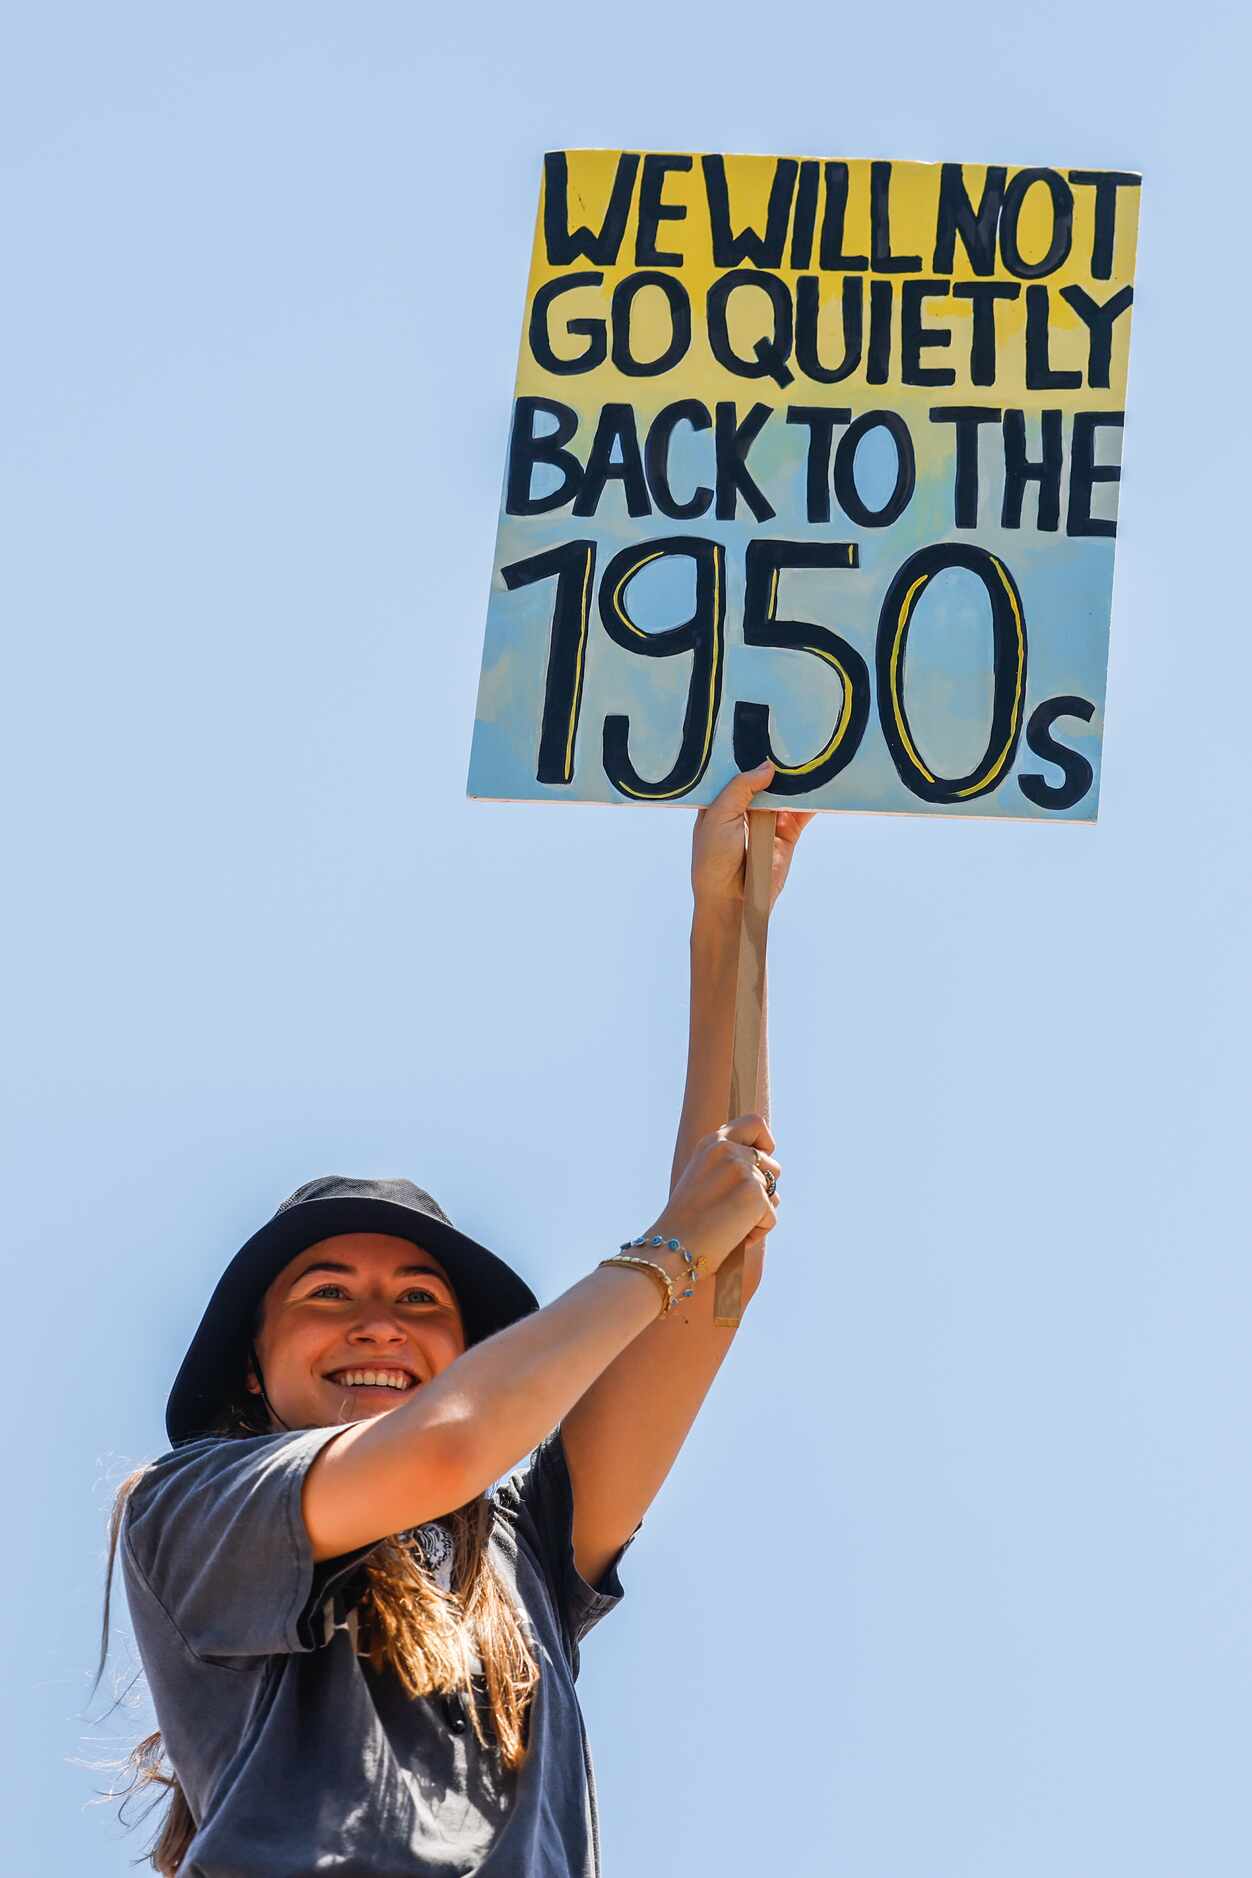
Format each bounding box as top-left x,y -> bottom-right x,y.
301,1282 -> 443,1305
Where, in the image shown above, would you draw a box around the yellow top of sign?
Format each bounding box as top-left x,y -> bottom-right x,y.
517,152 -> 1139,408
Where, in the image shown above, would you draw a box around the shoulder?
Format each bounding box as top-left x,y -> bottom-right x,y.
123,1427 -> 352,1569
489,1428 -> 569,1536
488,1427 -> 636,1674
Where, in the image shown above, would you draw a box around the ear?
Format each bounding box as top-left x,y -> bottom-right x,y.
244,1358 -> 261,1396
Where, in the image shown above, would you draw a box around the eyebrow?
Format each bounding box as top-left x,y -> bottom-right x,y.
289,1258 -> 452,1287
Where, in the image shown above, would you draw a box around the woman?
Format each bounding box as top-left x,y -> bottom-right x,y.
97,760 -> 811,1876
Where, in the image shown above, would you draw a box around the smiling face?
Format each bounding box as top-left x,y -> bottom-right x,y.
245,1232 -> 467,1430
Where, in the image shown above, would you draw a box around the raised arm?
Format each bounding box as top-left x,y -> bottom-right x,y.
669,761 -> 813,1208
558,763 -> 814,1586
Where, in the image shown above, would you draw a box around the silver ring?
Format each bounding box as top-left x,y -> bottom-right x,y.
764,1169 -> 777,1197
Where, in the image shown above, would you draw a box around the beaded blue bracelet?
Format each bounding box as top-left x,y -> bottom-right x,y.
619,1232 -> 705,1301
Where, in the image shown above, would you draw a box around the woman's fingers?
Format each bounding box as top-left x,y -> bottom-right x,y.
723,1117 -> 780,1207
711,761 -> 774,822
722,1111 -> 775,1153
744,1194 -> 779,1254
726,1123 -> 780,1219
776,808 -> 816,843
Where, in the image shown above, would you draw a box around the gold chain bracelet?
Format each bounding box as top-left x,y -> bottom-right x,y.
598,1254 -> 677,1316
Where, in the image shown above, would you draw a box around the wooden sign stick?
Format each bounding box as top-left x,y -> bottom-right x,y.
713,807 -> 776,1329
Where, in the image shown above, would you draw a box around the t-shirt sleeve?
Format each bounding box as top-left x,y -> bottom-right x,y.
122,1428 -> 378,1662
493,1424 -> 641,1675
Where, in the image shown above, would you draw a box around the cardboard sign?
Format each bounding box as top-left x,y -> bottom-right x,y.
468,152 -> 1139,819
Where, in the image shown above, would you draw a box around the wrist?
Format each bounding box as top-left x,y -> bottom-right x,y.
598,1243 -> 693,1321
692,894 -> 742,930
638,1220 -> 715,1288
690,904 -> 742,968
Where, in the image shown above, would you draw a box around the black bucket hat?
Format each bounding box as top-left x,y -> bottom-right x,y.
165,1174 -> 541,1447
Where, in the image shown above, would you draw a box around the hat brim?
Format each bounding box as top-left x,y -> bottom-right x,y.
165,1196 -> 540,1447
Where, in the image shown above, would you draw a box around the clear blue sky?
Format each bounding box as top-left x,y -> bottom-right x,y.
6,7 -> 1249,1874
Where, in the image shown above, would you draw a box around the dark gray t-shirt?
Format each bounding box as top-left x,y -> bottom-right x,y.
121,1423 -> 639,1876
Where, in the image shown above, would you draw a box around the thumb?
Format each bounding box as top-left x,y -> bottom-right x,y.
721,759 -> 776,813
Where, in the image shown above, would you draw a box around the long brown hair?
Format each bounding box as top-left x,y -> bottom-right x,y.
93,1381 -> 541,1875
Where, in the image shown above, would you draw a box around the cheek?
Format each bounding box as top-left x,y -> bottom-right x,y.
439,1320 -> 469,1361
414,1319 -> 465,1367
258,1325 -> 320,1392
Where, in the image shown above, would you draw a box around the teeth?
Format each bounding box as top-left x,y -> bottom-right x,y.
328,1368 -> 414,1391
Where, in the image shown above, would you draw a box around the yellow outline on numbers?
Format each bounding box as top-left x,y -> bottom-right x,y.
888,556 -> 1026,799
764,544 -> 857,778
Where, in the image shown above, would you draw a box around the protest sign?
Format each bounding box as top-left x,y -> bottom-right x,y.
468,151 -> 1139,820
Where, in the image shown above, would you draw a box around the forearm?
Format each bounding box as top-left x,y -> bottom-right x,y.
670,906 -> 770,1195
544,910 -> 769,1570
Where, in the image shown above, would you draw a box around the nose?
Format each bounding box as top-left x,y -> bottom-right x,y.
345,1307 -> 408,1347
